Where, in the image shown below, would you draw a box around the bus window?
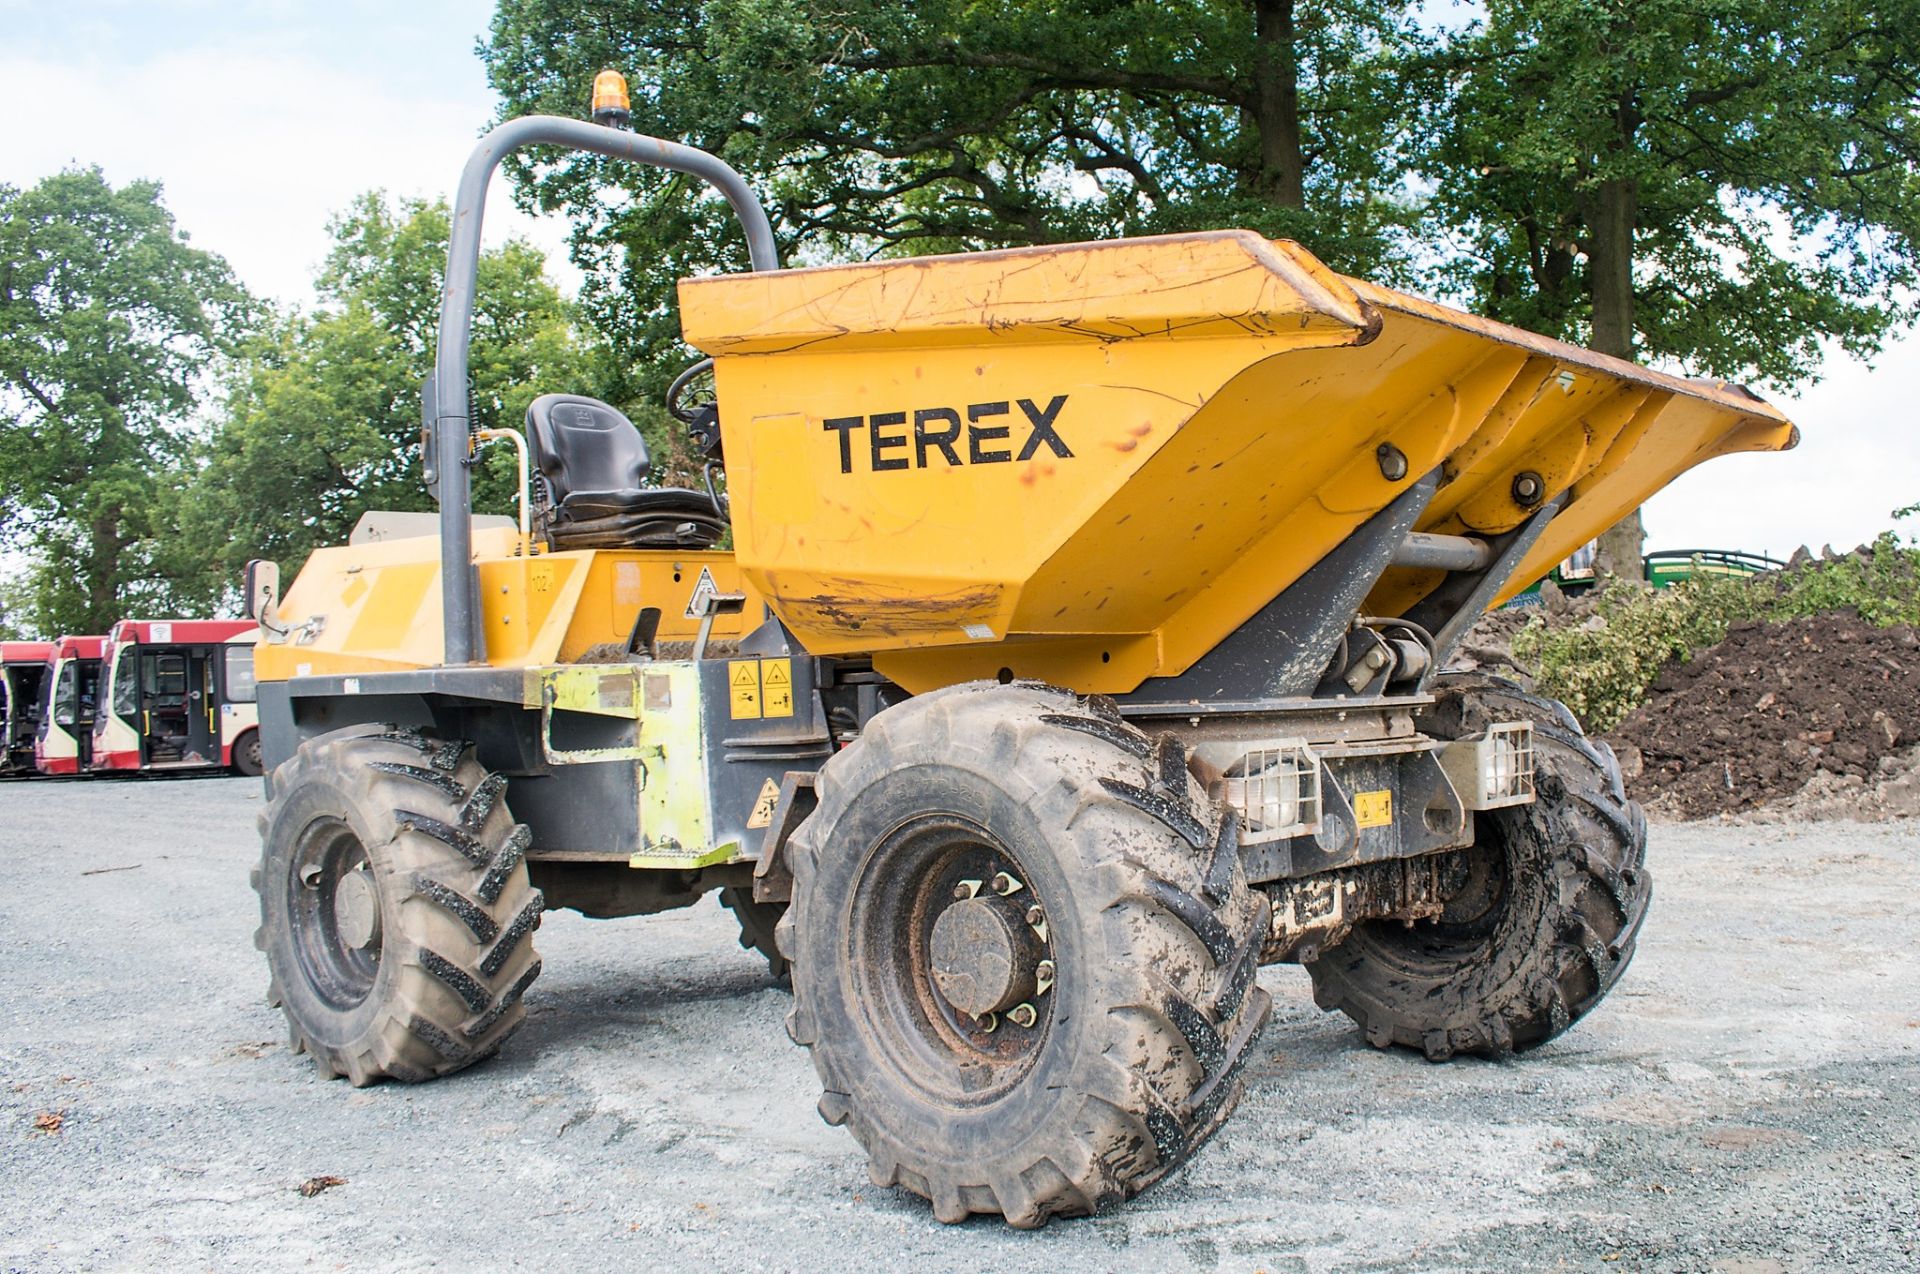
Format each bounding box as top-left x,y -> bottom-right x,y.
146,653 -> 187,707
223,646 -> 257,704
112,647 -> 139,717
52,663 -> 77,726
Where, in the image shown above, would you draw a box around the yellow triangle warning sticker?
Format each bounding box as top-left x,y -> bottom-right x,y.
746,777 -> 781,829
763,660 -> 790,686
729,660 -> 762,719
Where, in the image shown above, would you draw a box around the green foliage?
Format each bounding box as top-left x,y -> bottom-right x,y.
172,194 -> 616,606
1514,537 -> 1920,730
482,0 -> 1432,383
482,0 -> 1920,394
1427,0 -> 1920,385
0,168 -> 254,636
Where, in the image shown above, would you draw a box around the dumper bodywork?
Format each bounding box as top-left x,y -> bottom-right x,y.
248,114 -> 1796,1229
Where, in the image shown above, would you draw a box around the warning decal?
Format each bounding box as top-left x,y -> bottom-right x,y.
1353,789 -> 1394,829
684,565 -> 721,619
762,658 -> 794,718
728,659 -> 761,719
746,777 -> 781,830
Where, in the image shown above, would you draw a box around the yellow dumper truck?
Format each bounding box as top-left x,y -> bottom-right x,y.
246,86 -> 1797,1227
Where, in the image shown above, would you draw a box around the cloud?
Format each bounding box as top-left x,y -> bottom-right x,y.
0,43 -> 576,305
1643,334 -> 1920,557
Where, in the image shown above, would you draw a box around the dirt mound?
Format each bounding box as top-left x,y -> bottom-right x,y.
1608,612 -> 1920,818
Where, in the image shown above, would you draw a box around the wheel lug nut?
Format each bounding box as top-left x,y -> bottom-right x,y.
1007,1003 -> 1038,1029
1035,960 -> 1055,995
992,871 -> 1024,897
976,1011 -> 998,1034
954,879 -> 982,900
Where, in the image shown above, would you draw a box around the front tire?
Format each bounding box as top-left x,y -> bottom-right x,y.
252,724 -> 544,1084
782,683 -> 1271,1227
1305,674 -> 1650,1060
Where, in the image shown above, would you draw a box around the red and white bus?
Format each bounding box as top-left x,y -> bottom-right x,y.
91,620 -> 263,776
33,635 -> 107,775
2,641 -> 56,776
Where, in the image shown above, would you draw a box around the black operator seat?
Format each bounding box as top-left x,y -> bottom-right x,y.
524,394 -> 725,550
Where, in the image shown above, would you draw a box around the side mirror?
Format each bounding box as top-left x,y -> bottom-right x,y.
243,559 -> 281,625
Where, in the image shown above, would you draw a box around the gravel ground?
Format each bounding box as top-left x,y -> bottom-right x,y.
2,776 -> 1916,1273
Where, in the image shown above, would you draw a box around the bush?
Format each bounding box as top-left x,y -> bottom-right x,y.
1512,535 -> 1920,731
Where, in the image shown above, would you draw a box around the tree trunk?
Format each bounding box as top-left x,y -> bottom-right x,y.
85,510 -> 125,632
1587,174 -> 1644,582
1251,0 -> 1306,208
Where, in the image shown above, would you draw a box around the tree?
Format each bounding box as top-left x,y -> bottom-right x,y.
482,0 -> 1430,380
1426,0 -> 1920,575
173,193 -> 616,602
0,168 -> 252,636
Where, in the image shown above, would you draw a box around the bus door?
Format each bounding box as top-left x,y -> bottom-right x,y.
44,658 -> 99,766
0,666 -> 35,768
187,647 -> 217,761
140,647 -> 214,763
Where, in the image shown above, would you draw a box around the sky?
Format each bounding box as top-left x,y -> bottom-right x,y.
2,0 -> 1915,559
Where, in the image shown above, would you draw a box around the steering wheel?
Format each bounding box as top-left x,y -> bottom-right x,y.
667,357 -> 728,518
666,357 -> 716,426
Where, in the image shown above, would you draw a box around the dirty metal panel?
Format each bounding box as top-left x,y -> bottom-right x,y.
626,661 -> 718,869
698,656 -> 832,872
1249,749 -> 1467,883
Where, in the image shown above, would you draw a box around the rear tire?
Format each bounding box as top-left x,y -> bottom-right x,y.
782,683 -> 1271,1227
720,886 -> 789,983
253,724 -> 544,1084
1305,674 -> 1650,1060
232,728 -> 264,778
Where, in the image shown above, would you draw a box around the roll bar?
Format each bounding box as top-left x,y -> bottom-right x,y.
430,115 -> 779,665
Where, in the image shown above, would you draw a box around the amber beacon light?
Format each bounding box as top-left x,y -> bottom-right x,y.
590,69 -> 632,128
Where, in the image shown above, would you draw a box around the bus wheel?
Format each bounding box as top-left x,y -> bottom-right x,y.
233,729 -> 265,777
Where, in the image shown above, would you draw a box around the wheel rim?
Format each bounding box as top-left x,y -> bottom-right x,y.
848,814 -> 1057,1106
244,736 -> 263,773
287,817 -> 382,1010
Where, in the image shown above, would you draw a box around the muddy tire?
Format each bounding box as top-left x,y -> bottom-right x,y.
231,728 -> 264,778
252,724 -> 544,1084
781,683 -> 1272,1227
720,886 -> 789,982
1305,673 -> 1650,1060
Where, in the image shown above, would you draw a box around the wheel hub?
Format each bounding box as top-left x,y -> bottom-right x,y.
929,898 -> 1036,1018
333,868 -> 382,951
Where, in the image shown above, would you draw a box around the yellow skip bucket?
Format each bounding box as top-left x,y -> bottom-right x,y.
681,231 -> 1797,694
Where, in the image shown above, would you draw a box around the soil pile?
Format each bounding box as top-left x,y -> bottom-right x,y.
1609,611 -> 1920,818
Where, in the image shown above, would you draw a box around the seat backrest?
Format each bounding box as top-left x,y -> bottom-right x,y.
526,394 -> 651,501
